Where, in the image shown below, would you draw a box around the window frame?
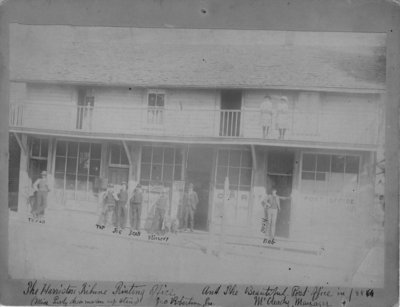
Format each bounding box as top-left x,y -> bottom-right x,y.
299,151 -> 361,196
29,137 -> 49,160
108,143 -> 130,168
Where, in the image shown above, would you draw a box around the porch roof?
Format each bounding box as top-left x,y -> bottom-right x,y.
10,24 -> 386,92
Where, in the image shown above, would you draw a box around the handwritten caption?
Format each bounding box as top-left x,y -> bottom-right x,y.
23,280 -> 376,306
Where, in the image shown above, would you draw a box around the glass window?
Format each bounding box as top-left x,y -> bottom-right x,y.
54,141 -> 102,197
30,137 -> 48,159
302,154 -> 316,171
140,146 -> 180,187
109,144 -> 129,166
301,153 -> 360,195
216,149 -> 252,191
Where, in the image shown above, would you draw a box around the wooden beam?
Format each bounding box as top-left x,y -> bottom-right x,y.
12,132 -> 27,156
121,140 -> 132,166
250,145 -> 257,171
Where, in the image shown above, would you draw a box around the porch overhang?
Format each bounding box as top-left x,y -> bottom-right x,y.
9,126 -> 379,153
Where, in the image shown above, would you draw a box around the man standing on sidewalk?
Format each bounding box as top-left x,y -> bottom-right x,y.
130,184 -> 143,230
152,188 -> 169,234
32,170 -> 50,221
184,183 -> 199,232
115,182 -> 128,231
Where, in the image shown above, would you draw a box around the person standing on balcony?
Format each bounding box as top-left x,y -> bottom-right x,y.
32,170 -> 50,221
260,95 -> 274,138
276,96 -> 290,139
129,184 -> 143,231
183,183 -> 199,232
115,182 -> 128,231
152,188 -> 169,234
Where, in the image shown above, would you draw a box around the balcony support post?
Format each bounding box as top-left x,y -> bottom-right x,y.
13,132 -> 27,156
121,140 -> 132,166
250,144 -> 257,171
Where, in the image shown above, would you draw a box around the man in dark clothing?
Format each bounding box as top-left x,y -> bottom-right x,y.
115,182 -> 128,230
32,170 -> 50,220
97,183 -> 118,228
183,183 -> 199,232
130,184 -> 143,230
152,188 -> 169,233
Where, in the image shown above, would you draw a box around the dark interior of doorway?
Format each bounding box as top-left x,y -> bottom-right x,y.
186,147 -> 214,231
266,150 -> 294,238
220,90 -> 242,137
9,134 -> 21,211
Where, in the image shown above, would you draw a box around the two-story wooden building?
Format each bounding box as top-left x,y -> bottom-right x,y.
9,24 -> 385,247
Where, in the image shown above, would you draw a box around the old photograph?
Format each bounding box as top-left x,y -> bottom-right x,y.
7,23 -> 386,287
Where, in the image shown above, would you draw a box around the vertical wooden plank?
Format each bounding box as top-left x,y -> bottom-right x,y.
0,1 -> 9,284
384,7 -> 400,305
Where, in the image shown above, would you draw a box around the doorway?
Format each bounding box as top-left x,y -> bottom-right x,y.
220,90 -> 242,137
186,147 -> 214,231
266,150 -> 294,238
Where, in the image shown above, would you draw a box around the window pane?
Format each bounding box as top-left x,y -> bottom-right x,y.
229,167 -> 240,186
156,94 -> 164,107
141,163 -> 151,180
66,157 -> 77,173
241,152 -> 252,168
331,155 -> 345,173
301,171 -> 315,180
88,176 -> 96,192
40,139 -> 48,157
302,154 -> 316,171
218,150 -> 229,166
68,142 -> 78,157
110,144 -> 120,164
240,168 -> 252,186
345,156 -> 360,174
175,149 -> 183,164
120,148 -> 129,165
229,151 -> 241,166
174,164 -> 182,180
54,173 -> 64,189
163,164 -> 174,182
148,93 -> 156,106
91,143 -> 101,159
78,150 -> 90,174
90,159 -> 100,176
55,157 -> 66,172
65,174 -> 76,190
316,172 -> 326,181
164,148 -> 174,164
31,139 -> 40,157
151,164 -> 162,181
142,146 -> 152,163
56,141 -> 67,156
152,148 -> 163,164
80,143 -> 90,155
77,175 -> 88,191
216,166 -> 228,185
317,154 -> 330,172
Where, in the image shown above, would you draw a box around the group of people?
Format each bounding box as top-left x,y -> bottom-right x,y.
96,182 -> 143,231
260,95 -> 290,139
96,181 -> 199,234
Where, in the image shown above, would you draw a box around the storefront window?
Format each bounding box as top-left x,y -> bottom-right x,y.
301,153 -> 360,195
216,149 -> 252,191
54,141 -> 101,198
140,145 -> 183,187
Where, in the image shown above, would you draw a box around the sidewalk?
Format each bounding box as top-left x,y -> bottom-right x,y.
8,210 -> 383,287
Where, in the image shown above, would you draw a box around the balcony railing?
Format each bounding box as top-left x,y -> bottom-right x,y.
9,103 -> 379,146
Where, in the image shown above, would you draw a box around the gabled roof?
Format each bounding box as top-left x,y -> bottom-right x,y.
10,24 -> 386,91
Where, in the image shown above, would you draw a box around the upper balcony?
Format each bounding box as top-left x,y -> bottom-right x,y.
9,102 -> 379,149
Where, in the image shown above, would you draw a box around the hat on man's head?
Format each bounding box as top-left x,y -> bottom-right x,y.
40,171 -> 47,176
188,183 -> 194,188
121,181 -> 127,186
107,183 -> 114,188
